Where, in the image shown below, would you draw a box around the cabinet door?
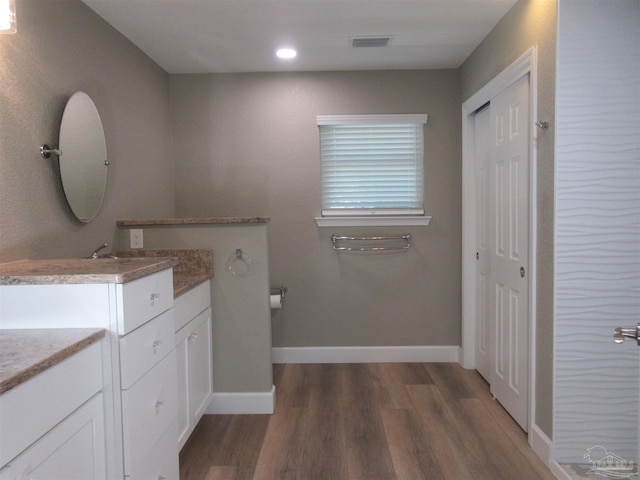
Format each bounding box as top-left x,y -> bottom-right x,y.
175,307 -> 213,450
175,336 -> 189,448
0,394 -> 106,480
188,308 -> 213,423
0,342 -> 103,468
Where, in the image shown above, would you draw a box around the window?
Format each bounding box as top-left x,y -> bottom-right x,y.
317,114 -> 428,222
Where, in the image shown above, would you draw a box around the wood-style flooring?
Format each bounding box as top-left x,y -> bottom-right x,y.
179,363 -> 556,480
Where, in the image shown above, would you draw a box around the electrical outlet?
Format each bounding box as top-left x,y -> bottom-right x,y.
130,229 -> 144,249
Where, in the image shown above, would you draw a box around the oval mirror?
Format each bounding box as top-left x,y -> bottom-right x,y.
59,91 -> 108,223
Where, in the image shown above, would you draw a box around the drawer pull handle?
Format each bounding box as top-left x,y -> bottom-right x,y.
152,339 -> 163,353
188,332 -> 198,343
158,475 -> 168,480
150,292 -> 160,305
155,399 -> 165,415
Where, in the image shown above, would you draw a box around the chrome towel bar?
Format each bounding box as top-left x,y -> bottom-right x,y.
331,234 -> 411,252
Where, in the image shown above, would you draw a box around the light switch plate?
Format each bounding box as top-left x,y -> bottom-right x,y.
130,229 -> 143,249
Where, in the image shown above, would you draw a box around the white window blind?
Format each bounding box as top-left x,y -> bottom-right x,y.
318,114 -> 427,216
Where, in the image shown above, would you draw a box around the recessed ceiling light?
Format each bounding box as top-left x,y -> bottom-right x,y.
276,48 -> 297,60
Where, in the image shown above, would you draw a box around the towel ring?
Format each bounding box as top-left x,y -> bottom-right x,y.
227,248 -> 252,276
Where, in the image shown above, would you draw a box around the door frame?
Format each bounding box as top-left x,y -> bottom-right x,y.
461,46 -> 538,436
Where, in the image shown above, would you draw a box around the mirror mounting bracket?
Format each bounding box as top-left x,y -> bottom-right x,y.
40,144 -> 62,159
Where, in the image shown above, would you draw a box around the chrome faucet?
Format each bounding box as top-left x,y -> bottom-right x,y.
90,242 -> 109,259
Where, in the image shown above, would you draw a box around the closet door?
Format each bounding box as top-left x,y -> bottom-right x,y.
489,74 -> 530,431
474,105 -> 492,382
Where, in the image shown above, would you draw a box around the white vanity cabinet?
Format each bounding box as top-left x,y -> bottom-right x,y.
0,342 -> 106,480
174,280 -> 213,449
118,281 -> 179,479
0,263 -> 179,480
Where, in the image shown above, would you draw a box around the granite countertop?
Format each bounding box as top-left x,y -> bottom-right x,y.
0,249 -> 212,296
117,248 -> 214,297
116,217 -> 270,226
0,328 -> 105,395
0,257 -> 177,286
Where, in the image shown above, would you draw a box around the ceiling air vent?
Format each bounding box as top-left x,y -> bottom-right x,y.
351,36 -> 392,48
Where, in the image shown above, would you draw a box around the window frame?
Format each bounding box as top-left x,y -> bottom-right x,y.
315,114 -> 431,227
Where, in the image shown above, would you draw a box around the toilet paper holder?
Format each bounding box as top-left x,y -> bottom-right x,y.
270,286 -> 287,302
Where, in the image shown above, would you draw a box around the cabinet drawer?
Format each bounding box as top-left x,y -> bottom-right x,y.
116,269 -> 174,335
174,280 -> 210,332
0,341 -> 103,467
119,308 -> 176,389
121,350 -> 177,474
129,421 -> 179,480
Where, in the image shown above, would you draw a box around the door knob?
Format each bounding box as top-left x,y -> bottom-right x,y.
613,324 -> 640,345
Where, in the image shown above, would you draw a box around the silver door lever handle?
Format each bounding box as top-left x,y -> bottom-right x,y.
613,324 -> 640,345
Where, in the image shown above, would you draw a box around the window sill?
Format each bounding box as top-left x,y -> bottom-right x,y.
314,216 -> 432,227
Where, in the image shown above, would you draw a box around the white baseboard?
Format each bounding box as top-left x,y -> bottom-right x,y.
272,345 -> 460,364
550,462 -> 571,480
530,424 -> 568,480
205,385 -> 276,414
531,424 -> 552,465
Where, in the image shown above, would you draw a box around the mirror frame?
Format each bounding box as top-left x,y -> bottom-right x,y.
58,91 -> 108,223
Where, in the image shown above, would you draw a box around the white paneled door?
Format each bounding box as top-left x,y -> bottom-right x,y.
474,105 -> 492,382
489,74 -> 530,432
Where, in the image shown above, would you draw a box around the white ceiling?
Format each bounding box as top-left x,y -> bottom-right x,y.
81,0 -> 518,74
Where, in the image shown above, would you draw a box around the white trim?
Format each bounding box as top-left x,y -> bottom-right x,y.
317,114 -> 428,125
461,46 -> 538,436
205,385 -> 276,414
272,345 -> 460,364
315,215 -> 432,227
528,46 -> 539,449
321,208 -> 425,217
531,425 -> 570,480
531,424 -> 552,468
462,50 -> 535,113
550,463 -> 572,480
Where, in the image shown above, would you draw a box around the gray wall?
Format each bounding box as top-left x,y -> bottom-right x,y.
460,0 -> 557,438
116,224 -> 273,394
0,0 -> 174,263
170,71 -> 462,348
